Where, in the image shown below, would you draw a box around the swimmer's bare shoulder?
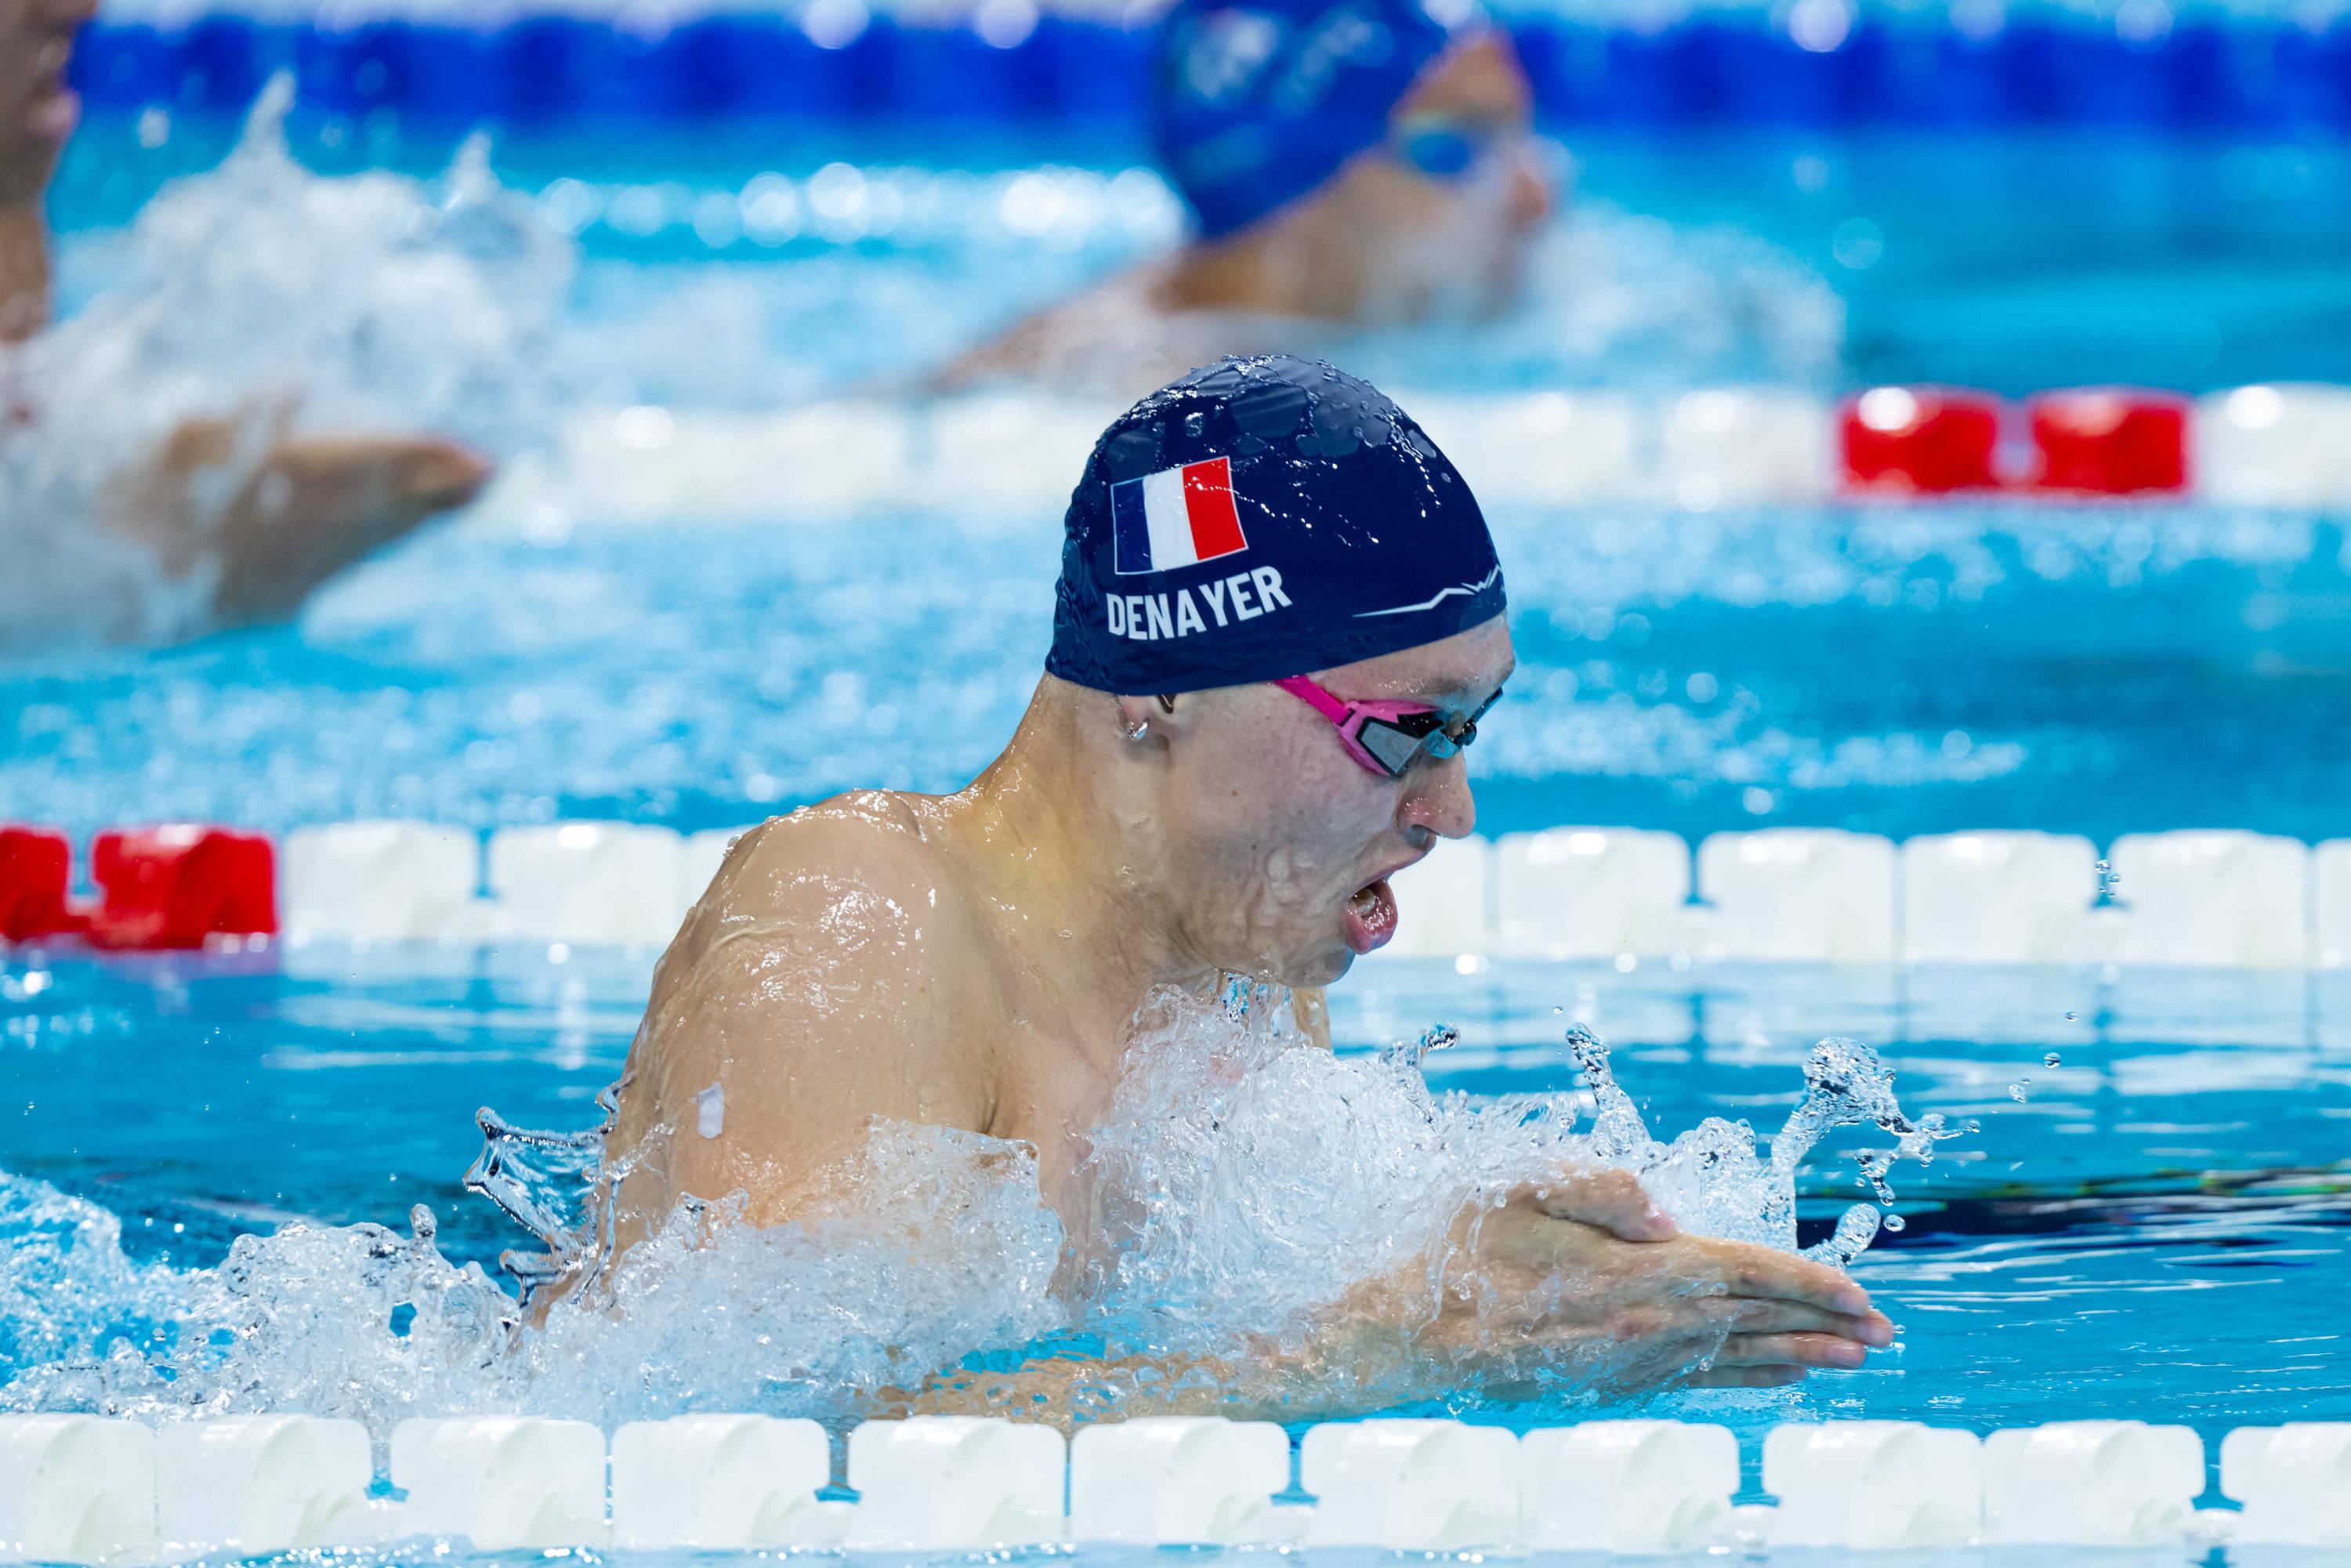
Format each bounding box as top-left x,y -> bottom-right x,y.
607,790 -> 996,1237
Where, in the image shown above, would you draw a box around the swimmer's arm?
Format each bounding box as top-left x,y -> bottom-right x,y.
892,1170 -> 1893,1425
101,418 -> 489,626
891,1349 -> 1288,1425
919,266 -> 1165,395
926,316 -> 1052,394
3,202 -> 481,624
605,809 -> 990,1243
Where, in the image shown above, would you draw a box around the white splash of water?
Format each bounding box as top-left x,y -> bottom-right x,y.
0,78 -> 574,654
1,1123 -> 1065,1434
1,991 -> 1952,1432
1075,992 -> 1951,1404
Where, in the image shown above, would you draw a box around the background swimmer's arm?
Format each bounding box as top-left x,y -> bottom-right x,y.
100,416 -> 491,628
605,807 -> 993,1246
922,266 -> 1170,395
5,59 -> 478,611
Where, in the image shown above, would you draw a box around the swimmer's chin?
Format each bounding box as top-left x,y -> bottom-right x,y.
1237,946 -> 1353,991
1299,948 -> 1356,988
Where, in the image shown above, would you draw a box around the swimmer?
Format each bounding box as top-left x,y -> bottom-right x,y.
601,355 -> 1894,1418
0,0 -> 489,637
934,0 -> 1556,396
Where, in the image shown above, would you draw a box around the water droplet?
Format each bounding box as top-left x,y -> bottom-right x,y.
408,1204 -> 437,1242
1802,1204 -> 1882,1266
2043,1052 -> 2061,1069
1183,411 -> 1204,437
2009,1080 -> 2031,1102
2063,1010 -> 2078,1022
1883,1213 -> 1907,1233
1381,1023 -> 1459,1072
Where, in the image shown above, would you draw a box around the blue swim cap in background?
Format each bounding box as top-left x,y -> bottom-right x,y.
1154,0 -> 1477,240
1048,355 -> 1507,695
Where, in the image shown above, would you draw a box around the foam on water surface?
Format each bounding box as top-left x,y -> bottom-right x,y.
0,984 -> 1951,1433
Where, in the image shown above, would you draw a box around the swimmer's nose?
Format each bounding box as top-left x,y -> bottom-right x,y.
1505,147 -> 1555,234
1400,755 -> 1476,844
394,440 -> 493,512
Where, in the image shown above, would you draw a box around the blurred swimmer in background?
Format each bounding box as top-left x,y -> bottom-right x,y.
596,357 -> 1893,1418
0,0 -> 488,642
938,0 -> 1557,396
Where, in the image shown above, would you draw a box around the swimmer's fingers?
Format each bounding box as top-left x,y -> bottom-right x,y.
1683,1365 -> 1807,1389
1677,1235 -> 1874,1316
1696,1297 -> 1895,1346
1710,1331 -> 1873,1371
1517,1166 -> 1675,1241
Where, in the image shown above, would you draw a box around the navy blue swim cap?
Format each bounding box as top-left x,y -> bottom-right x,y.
1154,0 -> 1476,240
1047,355 -> 1506,695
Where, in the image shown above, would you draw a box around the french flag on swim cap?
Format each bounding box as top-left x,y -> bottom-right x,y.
1110,456 -> 1249,575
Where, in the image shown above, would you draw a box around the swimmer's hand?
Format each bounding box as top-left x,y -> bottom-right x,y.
887,1168 -> 1888,1428
107,416 -> 491,628
1371,1166 -> 1896,1393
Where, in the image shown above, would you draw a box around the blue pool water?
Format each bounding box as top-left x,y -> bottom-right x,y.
45,114 -> 2351,395
6,506 -> 2350,848
5,100 -> 2351,1553
9,113 -> 2351,845
5,947 -> 2349,1458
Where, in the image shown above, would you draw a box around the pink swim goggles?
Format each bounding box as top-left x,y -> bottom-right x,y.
1273,675 -> 1502,780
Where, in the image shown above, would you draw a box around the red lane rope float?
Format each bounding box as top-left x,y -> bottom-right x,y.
0,827 -> 82,942
85,826 -> 279,951
1839,387 -> 2003,494
1841,385 -> 2193,497
2028,389 -> 2190,495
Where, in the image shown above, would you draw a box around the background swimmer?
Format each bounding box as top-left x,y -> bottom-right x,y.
600,357 -> 1893,1418
1,0 -> 489,639
936,0 -> 1556,396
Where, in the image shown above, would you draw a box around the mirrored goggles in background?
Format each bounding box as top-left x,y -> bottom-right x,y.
1388,113 -> 1524,182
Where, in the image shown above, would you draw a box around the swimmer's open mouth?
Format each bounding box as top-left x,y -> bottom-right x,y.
1342,877 -> 1400,955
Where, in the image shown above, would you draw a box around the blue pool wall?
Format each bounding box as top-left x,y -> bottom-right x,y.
65,7 -> 2351,132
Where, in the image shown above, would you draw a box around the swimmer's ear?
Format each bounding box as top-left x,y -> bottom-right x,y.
1113,692 -> 1190,745
1113,693 -> 1161,743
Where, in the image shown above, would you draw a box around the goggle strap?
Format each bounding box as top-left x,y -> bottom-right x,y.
1271,675 -> 1353,726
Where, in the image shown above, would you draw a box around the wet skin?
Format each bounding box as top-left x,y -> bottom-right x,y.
935,31 -> 1559,395
0,1 -> 491,636
606,619 -> 1896,1417
0,0 -> 92,340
